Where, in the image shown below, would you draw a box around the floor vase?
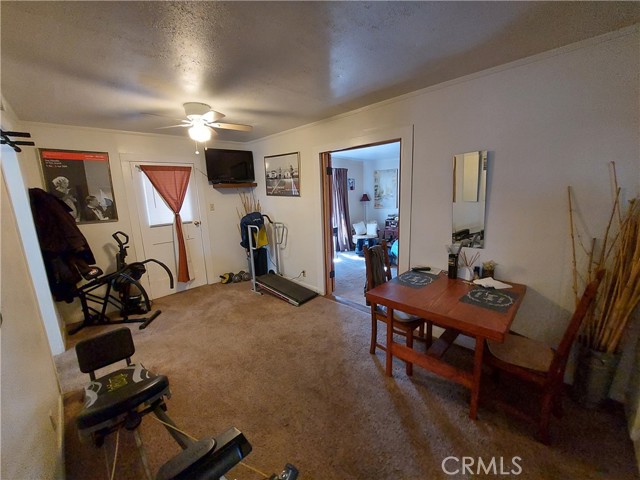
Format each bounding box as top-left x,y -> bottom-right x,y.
572,345 -> 620,409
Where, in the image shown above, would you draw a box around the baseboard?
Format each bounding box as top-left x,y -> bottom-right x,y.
55,394 -> 65,479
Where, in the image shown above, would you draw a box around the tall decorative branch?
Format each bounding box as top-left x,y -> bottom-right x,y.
569,161 -> 640,354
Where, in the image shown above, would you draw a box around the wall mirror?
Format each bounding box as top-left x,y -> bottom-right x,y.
452,150 -> 488,248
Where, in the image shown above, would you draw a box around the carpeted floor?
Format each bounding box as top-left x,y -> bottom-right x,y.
56,282 -> 639,480
333,250 -> 396,308
333,250 -> 367,306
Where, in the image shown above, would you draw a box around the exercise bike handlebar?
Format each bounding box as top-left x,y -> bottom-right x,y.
112,231 -> 129,248
112,232 -> 174,289
132,259 -> 175,290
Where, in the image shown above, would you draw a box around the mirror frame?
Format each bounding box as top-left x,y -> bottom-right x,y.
452,150 -> 487,248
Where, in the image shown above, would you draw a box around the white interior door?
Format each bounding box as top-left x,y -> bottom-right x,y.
130,162 -> 207,298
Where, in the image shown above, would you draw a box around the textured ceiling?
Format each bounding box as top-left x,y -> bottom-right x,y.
2,1 -> 639,142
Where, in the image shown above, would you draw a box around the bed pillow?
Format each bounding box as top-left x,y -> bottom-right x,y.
353,221 -> 366,235
366,222 -> 378,236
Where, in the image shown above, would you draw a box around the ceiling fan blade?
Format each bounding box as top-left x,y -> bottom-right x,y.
156,123 -> 190,129
202,110 -> 225,123
142,114 -> 185,122
208,122 -> 253,132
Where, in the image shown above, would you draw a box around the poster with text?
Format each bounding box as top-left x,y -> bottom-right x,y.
39,149 -> 118,224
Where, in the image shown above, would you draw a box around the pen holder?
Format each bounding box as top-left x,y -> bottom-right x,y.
457,266 -> 474,281
448,254 -> 458,279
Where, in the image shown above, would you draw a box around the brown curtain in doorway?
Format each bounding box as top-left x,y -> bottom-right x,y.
332,167 -> 353,251
140,165 -> 191,282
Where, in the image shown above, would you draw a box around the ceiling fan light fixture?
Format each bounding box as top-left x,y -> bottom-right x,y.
188,123 -> 211,142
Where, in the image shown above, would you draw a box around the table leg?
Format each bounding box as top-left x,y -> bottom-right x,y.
385,308 -> 394,376
470,336 -> 485,419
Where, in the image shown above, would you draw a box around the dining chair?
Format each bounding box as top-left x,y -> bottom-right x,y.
363,240 -> 426,375
483,270 -> 605,443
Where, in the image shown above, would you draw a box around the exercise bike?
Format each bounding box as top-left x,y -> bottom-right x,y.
69,231 -> 174,335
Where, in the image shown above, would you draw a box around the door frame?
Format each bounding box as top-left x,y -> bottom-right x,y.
120,153 -> 213,293
317,126 -> 415,296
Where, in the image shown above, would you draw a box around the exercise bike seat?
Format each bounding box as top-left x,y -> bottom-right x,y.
81,266 -> 103,281
75,327 -> 170,441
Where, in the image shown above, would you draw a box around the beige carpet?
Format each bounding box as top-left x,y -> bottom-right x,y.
333,250 -> 397,307
56,282 -> 639,480
333,250 -> 367,306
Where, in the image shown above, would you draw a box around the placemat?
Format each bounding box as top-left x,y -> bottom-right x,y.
392,271 -> 440,288
460,288 -> 520,312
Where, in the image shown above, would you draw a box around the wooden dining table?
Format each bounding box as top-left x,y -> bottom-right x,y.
365,270 -> 526,419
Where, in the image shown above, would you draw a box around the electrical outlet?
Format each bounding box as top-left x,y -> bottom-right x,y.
209,203 -> 215,212
302,270 -> 306,277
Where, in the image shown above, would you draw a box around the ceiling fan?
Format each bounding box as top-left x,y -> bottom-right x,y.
161,102 -> 253,142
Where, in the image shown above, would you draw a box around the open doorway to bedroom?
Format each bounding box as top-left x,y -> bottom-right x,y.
322,140 -> 401,309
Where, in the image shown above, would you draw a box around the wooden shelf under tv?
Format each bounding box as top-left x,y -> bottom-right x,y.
212,182 -> 257,189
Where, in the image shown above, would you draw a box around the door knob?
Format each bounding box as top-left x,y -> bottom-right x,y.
194,220 -> 201,227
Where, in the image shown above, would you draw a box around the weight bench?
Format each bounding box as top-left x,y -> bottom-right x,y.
74,327 -> 297,480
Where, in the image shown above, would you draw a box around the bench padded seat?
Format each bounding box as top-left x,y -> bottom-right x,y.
77,363 -> 169,431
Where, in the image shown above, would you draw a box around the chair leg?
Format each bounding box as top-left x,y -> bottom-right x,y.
538,392 -> 554,445
370,312 -> 377,354
552,385 -> 565,418
405,327 -> 414,376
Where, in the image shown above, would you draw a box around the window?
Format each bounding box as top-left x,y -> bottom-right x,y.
140,170 -> 194,226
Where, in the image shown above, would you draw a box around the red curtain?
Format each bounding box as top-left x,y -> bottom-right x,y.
140,165 -> 192,282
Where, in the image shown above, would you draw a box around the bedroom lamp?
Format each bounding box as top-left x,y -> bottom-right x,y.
360,193 -> 371,223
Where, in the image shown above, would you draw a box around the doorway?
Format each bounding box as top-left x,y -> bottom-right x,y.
126,162 -> 208,299
322,140 -> 402,308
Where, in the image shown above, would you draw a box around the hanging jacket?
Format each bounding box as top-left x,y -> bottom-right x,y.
29,188 -> 96,302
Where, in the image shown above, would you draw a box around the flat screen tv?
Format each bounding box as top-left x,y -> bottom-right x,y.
205,148 -> 255,184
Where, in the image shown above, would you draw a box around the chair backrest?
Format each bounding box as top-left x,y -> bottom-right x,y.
363,240 -> 391,292
75,327 -> 135,379
548,270 -> 605,381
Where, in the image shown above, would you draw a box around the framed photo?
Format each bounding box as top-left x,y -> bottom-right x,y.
264,152 -> 300,197
348,178 -> 355,190
38,148 -> 118,224
374,168 -> 398,209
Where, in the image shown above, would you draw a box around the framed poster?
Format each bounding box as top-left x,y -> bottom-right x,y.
264,152 -> 300,197
374,168 -> 398,209
38,148 -> 118,224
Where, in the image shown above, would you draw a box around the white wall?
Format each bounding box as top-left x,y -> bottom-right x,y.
1,147 -> 64,479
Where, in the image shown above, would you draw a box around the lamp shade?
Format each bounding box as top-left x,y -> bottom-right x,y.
360,193 -> 370,202
188,124 -> 212,142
